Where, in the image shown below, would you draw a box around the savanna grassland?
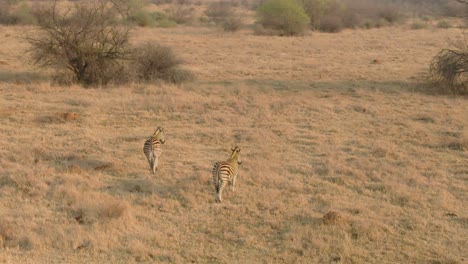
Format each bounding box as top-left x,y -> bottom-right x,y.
0,2 -> 467,264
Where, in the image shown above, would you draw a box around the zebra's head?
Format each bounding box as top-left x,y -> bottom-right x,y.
230,146 -> 242,165
153,127 -> 165,144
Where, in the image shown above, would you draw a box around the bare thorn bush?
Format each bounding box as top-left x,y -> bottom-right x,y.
26,0 -> 132,87
430,35 -> 468,95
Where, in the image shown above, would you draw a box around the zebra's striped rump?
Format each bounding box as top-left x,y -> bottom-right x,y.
143,127 -> 165,174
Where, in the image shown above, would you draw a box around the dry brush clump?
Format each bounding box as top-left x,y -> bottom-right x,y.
204,1 -> 243,31
27,0 -> 132,87
132,42 -> 195,84
430,34 -> 468,95
0,0 -> 37,25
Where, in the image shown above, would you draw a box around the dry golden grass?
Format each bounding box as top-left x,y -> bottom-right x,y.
0,15 -> 467,264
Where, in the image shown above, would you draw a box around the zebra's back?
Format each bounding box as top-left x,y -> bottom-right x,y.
143,138 -> 163,174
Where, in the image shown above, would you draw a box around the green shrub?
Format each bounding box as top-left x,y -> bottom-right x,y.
127,10 -> 156,27
256,0 -> 310,36
297,0 -> 341,29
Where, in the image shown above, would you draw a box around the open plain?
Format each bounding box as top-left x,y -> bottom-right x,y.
0,8 -> 467,264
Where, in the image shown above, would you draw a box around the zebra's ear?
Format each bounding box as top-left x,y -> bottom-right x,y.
231,147 -> 235,152
160,127 -> 164,132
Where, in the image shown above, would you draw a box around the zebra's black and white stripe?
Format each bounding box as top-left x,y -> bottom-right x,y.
143,127 -> 165,174
212,146 -> 242,203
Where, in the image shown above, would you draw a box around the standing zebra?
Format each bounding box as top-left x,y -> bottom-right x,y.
143,127 -> 165,174
212,146 -> 242,203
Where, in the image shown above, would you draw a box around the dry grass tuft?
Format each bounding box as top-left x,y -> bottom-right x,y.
71,195 -> 130,225
322,211 -> 346,225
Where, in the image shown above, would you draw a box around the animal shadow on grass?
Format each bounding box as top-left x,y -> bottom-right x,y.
112,173 -> 209,208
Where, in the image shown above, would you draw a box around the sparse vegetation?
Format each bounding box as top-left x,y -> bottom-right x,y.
256,0 -> 310,36
1,0 -> 467,263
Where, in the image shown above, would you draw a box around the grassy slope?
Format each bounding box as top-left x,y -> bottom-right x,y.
0,23 -> 467,264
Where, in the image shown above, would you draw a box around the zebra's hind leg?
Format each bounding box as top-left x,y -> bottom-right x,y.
151,155 -> 158,174
216,187 -> 223,203
217,180 -> 228,203
230,174 -> 237,192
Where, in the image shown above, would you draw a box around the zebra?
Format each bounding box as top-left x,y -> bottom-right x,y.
212,146 -> 242,203
143,127 -> 165,174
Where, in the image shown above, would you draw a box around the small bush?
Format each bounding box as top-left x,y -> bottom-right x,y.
127,10 -> 156,27
205,1 -> 233,24
0,1 -> 36,25
378,4 -> 402,24
222,15 -> 242,32
318,15 -> 343,33
205,1 -> 242,31
298,0 -> 343,29
430,36 -> 468,95
166,5 -> 194,24
437,20 -> 452,29
163,68 -> 195,84
127,10 -> 177,27
256,0 -> 310,36
410,21 -> 427,30
132,42 -> 193,84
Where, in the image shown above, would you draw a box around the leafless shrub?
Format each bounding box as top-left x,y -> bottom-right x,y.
166,5 -> 194,24
26,0 -> 132,87
378,4 -> 403,23
222,15 -> 243,32
318,15 -> 343,32
205,1 -> 243,31
430,34 -> 468,95
205,1 -> 233,24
